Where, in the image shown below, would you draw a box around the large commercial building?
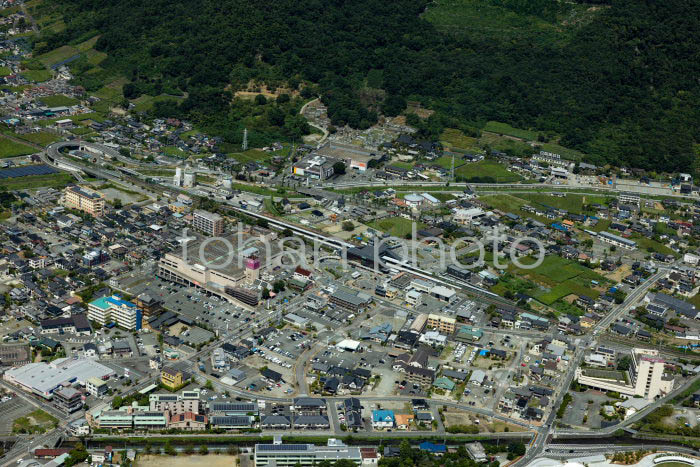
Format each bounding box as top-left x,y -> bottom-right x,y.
3,358 -> 114,399
292,155 -> 338,180
159,252 -> 240,290
87,295 -> 142,330
575,348 -> 673,400
254,439 -> 361,467
192,209 -> 224,236
63,185 -> 105,217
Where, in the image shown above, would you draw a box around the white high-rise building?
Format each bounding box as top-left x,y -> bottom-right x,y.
173,167 -> 183,186
183,170 -> 195,188
575,348 -> 673,400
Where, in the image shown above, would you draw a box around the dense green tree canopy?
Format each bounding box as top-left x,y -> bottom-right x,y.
37,0 -> 700,171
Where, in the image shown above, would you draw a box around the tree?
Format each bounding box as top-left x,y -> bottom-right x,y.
199,445 -> 209,455
342,221 -> 354,231
164,440 -> 176,456
111,395 -> 123,409
617,355 -> 632,370
254,94 -> 267,105
205,379 -> 214,390
273,280 -> 285,293
262,288 -> 270,299
283,114 -> 310,141
381,94 -> 407,117
122,82 -> 140,100
333,162 -> 346,175
113,198 -> 123,209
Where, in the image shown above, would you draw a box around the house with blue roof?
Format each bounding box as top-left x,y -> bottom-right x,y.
361,323 -> 392,343
419,442 -> 447,454
371,409 -> 395,429
87,295 -> 142,330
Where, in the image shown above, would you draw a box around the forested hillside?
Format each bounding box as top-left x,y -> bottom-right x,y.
34,0 -> 700,172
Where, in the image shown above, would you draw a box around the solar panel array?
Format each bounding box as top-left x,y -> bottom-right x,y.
157,395 -> 178,401
258,444 -> 310,452
211,402 -> 256,411
211,416 -> 252,426
0,164 -> 58,180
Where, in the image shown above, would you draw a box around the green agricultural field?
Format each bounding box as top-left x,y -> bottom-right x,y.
138,168 -> 175,177
479,194 -> 528,212
389,161 -> 414,170
631,234 -> 679,257
85,49 -> 108,66
0,138 -> 37,158
132,94 -> 183,112
75,34 -> 101,52
479,193 -> 552,224
39,94 -> 80,107
423,0 -> 564,42
506,256 -> 608,306
478,132 -> 534,157
688,294 -> 700,309
369,217 -> 425,238
37,112 -> 106,128
92,82 -> 124,101
162,146 -> 186,157
179,129 -> 199,140
13,131 -> 62,145
431,193 -> 454,202
537,142 -> 585,161
228,149 -> 274,164
0,173 -> 74,190
483,121 -> 539,141
517,193 -> 613,215
21,69 -> 53,82
230,183 -> 282,197
440,128 -> 478,151
36,45 -> 79,67
0,66 -> 12,77
69,127 -> 95,136
454,159 -> 522,183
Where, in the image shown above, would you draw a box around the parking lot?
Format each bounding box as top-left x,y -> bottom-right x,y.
0,394 -> 34,435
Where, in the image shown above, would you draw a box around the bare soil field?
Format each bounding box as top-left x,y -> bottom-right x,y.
137,454 -> 238,467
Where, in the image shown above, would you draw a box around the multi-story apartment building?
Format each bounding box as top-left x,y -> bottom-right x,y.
149,389 -> 201,415
598,231 -> 637,250
53,387 -> 82,414
86,376 -> 108,397
63,185 -> 105,216
192,209 -> 224,236
161,367 -> 184,390
87,295 -> 142,330
426,313 -> 456,334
